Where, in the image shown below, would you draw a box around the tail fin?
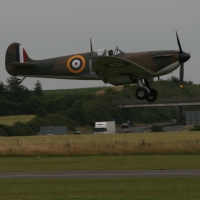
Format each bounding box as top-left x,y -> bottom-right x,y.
6,43 -> 30,63
5,43 -> 35,76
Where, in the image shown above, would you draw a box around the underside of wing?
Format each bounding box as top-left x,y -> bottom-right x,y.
93,57 -> 153,84
78,73 -> 99,80
6,62 -> 35,68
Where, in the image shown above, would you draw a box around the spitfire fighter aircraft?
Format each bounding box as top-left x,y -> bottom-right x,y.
5,32 -> 190,102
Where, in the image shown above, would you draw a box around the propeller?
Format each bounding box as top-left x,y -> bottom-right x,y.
176,31 -> 190,88
180,64 -> 184,88
90,38 -> 93,52
176,31 -> 182,53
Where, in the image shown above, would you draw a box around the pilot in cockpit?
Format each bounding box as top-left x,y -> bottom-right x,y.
108,50 -> 113,56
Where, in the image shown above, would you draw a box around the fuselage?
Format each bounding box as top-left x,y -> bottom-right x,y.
6,49 -> 182,80
5,42 -> 190,85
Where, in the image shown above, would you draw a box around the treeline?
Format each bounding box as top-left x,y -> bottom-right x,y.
0,76 -> 200,136
0,77 -> 43,115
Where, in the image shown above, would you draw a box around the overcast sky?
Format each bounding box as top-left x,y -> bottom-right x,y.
0,0 -> 199,90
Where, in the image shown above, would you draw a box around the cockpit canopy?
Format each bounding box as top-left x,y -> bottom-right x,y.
93,49 -> 107,57
93,47 -> 124,57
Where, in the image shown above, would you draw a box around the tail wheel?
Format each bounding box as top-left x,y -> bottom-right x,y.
146,88 -> 158,102
135,87 -> 148,100
16,79 -> 22,84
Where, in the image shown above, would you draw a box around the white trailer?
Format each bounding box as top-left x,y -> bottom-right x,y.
94,121 -> 116,134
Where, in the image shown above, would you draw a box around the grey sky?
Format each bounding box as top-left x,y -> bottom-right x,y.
0,0 -> 199,90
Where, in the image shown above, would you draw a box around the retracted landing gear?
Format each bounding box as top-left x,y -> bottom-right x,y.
135,78 -> 158,102
16,77 -> 26,84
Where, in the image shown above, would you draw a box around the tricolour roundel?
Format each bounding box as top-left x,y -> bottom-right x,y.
67,55 -> 86,74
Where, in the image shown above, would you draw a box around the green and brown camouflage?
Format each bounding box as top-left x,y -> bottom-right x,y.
5,43 -> 98,80
5,33 -> 190,102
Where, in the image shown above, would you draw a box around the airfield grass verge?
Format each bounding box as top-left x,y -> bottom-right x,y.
1,132 -> 199,200
1,178 -> 200,200
0,155 -> 200,172
0,132 -> 200,156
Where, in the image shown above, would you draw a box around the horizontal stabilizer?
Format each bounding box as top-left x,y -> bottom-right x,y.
6,62 -> 35,68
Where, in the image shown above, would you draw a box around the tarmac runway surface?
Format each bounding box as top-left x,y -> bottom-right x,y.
0,170 -> 200,179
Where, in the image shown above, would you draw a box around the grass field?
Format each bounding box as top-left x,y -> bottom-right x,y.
0,132 -> 200,156
1,132 -> 200,200
1,178 -> 200,200
0,155 -> 200,172
0,115 -> 35,126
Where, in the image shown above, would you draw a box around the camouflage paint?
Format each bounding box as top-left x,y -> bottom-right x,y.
5,42 -> 189,86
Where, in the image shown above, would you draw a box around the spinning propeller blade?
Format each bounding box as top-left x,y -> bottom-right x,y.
176,31 -> 183,53
90,38 -> 93,52
176,31 -> 190,88
180,63 -> 184,88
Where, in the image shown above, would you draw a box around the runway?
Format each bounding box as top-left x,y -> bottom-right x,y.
0,170 -> 200,179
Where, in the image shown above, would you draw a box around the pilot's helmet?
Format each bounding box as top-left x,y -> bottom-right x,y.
108,50 -> 113,55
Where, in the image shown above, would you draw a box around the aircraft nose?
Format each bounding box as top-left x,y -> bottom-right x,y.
179,52 -> 190,63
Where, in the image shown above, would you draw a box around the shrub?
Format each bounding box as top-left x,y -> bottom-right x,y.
151,125 -> 164,132
12,122 -> 35,136
190,125 -> 200,131
0,128 -> 7,136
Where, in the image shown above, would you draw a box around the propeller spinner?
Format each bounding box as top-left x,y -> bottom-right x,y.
176,31 -> 190,88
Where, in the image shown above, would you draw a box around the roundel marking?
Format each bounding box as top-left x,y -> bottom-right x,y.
67,55 -> 86,73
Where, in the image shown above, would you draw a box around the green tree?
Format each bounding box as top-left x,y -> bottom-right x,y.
12,122 -> 34,136
36,106 -> 47,118
0,82 -> 7,100
0,124 -> 13,136
33,80 -> 43,96
6,76 -> 30,102
0,128 -> 7,136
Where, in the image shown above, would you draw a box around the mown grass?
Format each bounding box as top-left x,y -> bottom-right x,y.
0,115 -> 35,126
1,178 -> 200,200
0,155 -> 200,172
1,132 -> 199,200
0,132 -> 200,156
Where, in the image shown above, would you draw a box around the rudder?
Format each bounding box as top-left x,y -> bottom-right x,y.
5,43 -> 30,64
5,43 -> 35,76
